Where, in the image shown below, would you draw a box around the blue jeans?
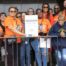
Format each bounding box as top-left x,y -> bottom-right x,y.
40,48 -> 48,66
20,39 -> 30,66
31,39 -> 42,66
56,48 -> 66,66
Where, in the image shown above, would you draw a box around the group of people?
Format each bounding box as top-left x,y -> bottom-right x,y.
0,0 -> 66,66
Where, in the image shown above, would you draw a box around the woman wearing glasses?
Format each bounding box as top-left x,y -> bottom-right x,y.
38,3 -> 52,66
4,7 -> 25,66
42,3 -> 54,26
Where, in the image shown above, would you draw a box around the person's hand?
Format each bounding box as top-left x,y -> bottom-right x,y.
60,30 -> 65,38
17,32 -> 26,36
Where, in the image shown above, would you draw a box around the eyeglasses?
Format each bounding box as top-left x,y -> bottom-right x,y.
17,16 -> 21,18
28,11 -> 33,12
43,6 -> 48,8
9,11 -> 17,13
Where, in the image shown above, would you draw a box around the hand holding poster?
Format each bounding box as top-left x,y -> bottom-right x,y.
25,15 -> 38,37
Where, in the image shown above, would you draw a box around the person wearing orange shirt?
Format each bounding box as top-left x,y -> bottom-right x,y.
36,8 -> 51,66
4,7 -> 25,66
38,18 -> 51,66
42,3 -> 54,26
39,18 -> 51,35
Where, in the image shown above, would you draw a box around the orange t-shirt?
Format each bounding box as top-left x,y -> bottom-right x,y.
42,13 -> 54,26
4,16 -> 22,37
38,18 -> 51,34
4,16 -> 23,43
49,13 -> 54,26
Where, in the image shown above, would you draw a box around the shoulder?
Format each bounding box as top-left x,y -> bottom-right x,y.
4,16 -> 12,26
4,16 -> 12,21
16,18 -> 22,25
16,18 -> 21,22
5,16 -> 11,19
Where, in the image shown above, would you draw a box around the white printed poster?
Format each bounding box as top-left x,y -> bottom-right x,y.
40,38 -> 51,48
25,15 -> 38,37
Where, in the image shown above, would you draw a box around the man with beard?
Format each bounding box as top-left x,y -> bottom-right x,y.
54,4 -> 60,22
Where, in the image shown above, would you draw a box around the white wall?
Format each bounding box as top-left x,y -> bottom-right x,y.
0,3 -> 56,13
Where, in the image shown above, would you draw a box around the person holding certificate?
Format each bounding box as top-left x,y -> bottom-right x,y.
4,7 -> 25,66
27,8 -> 42,66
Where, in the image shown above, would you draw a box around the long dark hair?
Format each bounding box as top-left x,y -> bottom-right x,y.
0,13 -> 6,32
0,21 -> 5,32
42,3 -> 50,19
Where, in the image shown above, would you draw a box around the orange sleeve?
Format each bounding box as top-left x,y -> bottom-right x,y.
49,14 -> 54,26
17,19 -> 22,26
38,19 -> 42,25
4,18 -> 11,27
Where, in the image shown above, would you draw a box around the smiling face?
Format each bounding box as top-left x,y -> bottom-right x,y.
36,9 -> 42,18
28,8 -> 34,15
9,7 -> 17,17
54,4 -> 60,14
42,4 -> 49,13
58,15 -> 65,26
0,14 -> 6,22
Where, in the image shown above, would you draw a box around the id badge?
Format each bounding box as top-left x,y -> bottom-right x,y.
39,24 -> 43,31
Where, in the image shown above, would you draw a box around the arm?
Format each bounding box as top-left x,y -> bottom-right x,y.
4,18 -> 25,36
48,24 -> 60,36
8,23 -> 25,36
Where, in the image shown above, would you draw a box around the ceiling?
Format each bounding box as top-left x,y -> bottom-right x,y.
0,0 -> 57,4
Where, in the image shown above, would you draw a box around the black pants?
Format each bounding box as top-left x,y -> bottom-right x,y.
0,39 -> 5,66
6,40 -> 18,66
